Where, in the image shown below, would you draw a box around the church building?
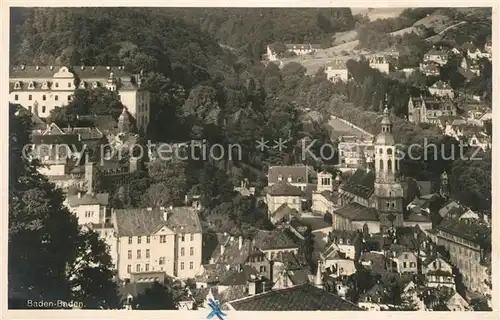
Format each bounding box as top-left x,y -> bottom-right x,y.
333,106 -> 431,233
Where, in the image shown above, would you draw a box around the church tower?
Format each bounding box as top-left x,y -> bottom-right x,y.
373,105 -> 404,231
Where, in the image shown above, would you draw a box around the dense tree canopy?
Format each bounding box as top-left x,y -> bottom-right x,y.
9,104 -> 119,308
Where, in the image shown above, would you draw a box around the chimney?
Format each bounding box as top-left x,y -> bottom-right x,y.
184,194 -> 189,205
77,191 -> 82,199
169,205 -> 173,211
147,207 -> 152,211
81,65 -> 85,70
35,65 -> 39,70
92,66 -> 95,70
106,66 -> 111,70
20,65 -> 25,70
163,210 -> 168,221
238,236 -> 243,250
220,244 -> 225,257
49,66 -> 53,70
314,259 -> 324,289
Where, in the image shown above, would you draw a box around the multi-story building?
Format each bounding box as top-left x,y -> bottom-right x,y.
428,81 -> 454,99
419,62 -> 441,76
265,182 -> 302,218
266,44 -> 321,61
9,65 -> 151,130
423,48 -> 448,66
433,218 -> 490,296
368,55 -> 390,74
337,135 -> 375,169
112,206 -> 203,280
267,165 -> 315,192
64,162 -> 110,225
407,96 -> 457,125
325,60 -> 349,83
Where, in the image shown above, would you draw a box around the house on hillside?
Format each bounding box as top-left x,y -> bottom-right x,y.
265,43 -> 321,61
423,48 -> 448,66
265,182 -> 302,218
419,61 -> 440,76
428,81 -> 454,99
369,55 -> 390,74
325,60 -> 349,83
460,57 -> 481,76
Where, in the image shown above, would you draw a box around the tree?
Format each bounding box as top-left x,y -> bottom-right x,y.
48,88 -> 126,127
9,104 -> 119,308
134,282 -> 179,310
142,157 -> 188,207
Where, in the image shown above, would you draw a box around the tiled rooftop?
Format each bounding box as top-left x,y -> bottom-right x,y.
334,203 -> 379,222
267,165 -> 312,184
114,206 -> 202,237
226,284 -> 362,311
67,192 -> 109,207
266,182 -> 302,197
253,229 -> 299,251
340,168 -> 375,199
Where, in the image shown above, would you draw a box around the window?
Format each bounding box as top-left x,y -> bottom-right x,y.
146,249 -> 150,258
29,95 -> 32,101
180,262 -> 184,270
181,248 -> 185,256
14,82 -> 21,89
127,265 -> 131,273
137,250 -> 141,259
181,234 -> 185,242
146,236 -> 150,243
379,148 -> 383,154
380,159 -> 384,170
41,95 -> 46,101
136,264 -> 140,272
159,257 -> 165,265
128,250 -> 132,259
403,262 -> 407,268
190,247 -> 194,256
160,235 -> 166,243
55,95 -> 58,101
28,81 -> 34,89
190,234 -> 194,241
145,264 -> 150,272
14,94 -> 18,100
128,237 -> 133,244
260,266 -> 266,272
68,82 -> 72,88
388,160 -> 392,170
42,106 -> 46,113
189,261 -> 194,270
55,82 -> 59,88
410,262 -> 416,268
387,148 -> 392,155
137,236 -> 142,244
68,95 -> 72,101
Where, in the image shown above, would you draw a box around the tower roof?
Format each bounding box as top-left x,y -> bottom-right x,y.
374,107 -> 394,146
118,107 -> 130,122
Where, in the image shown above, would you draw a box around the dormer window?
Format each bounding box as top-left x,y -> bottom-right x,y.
278,174 -> 283,182
41,81 -> 49,90
287,175 -> 293,183
93,82 -> 99,88
14,82 -> 21,90
28,81 -> 35,89
79,81 -> 86,89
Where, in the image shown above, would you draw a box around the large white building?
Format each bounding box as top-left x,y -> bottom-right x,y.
9,65 -> 151,130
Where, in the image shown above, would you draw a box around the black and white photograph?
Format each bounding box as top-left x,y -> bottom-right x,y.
6,5 -> 494,315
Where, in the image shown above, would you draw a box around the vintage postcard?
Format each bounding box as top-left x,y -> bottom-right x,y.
3,3 -> 497,319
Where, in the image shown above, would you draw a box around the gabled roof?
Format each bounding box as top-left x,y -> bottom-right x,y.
431,80 -> 452,90
271,203 -> 299,222
226,284 -> 361,311
435,218 -> 489,245
114,207 -> 202,237
218,265 -> 259,286
267,182 -> 302,197
67,192 -> 109,207
268,165 -> 311,184
334,203 -> 379,222
253,229 -> 299,251
339,168 -> 375,199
